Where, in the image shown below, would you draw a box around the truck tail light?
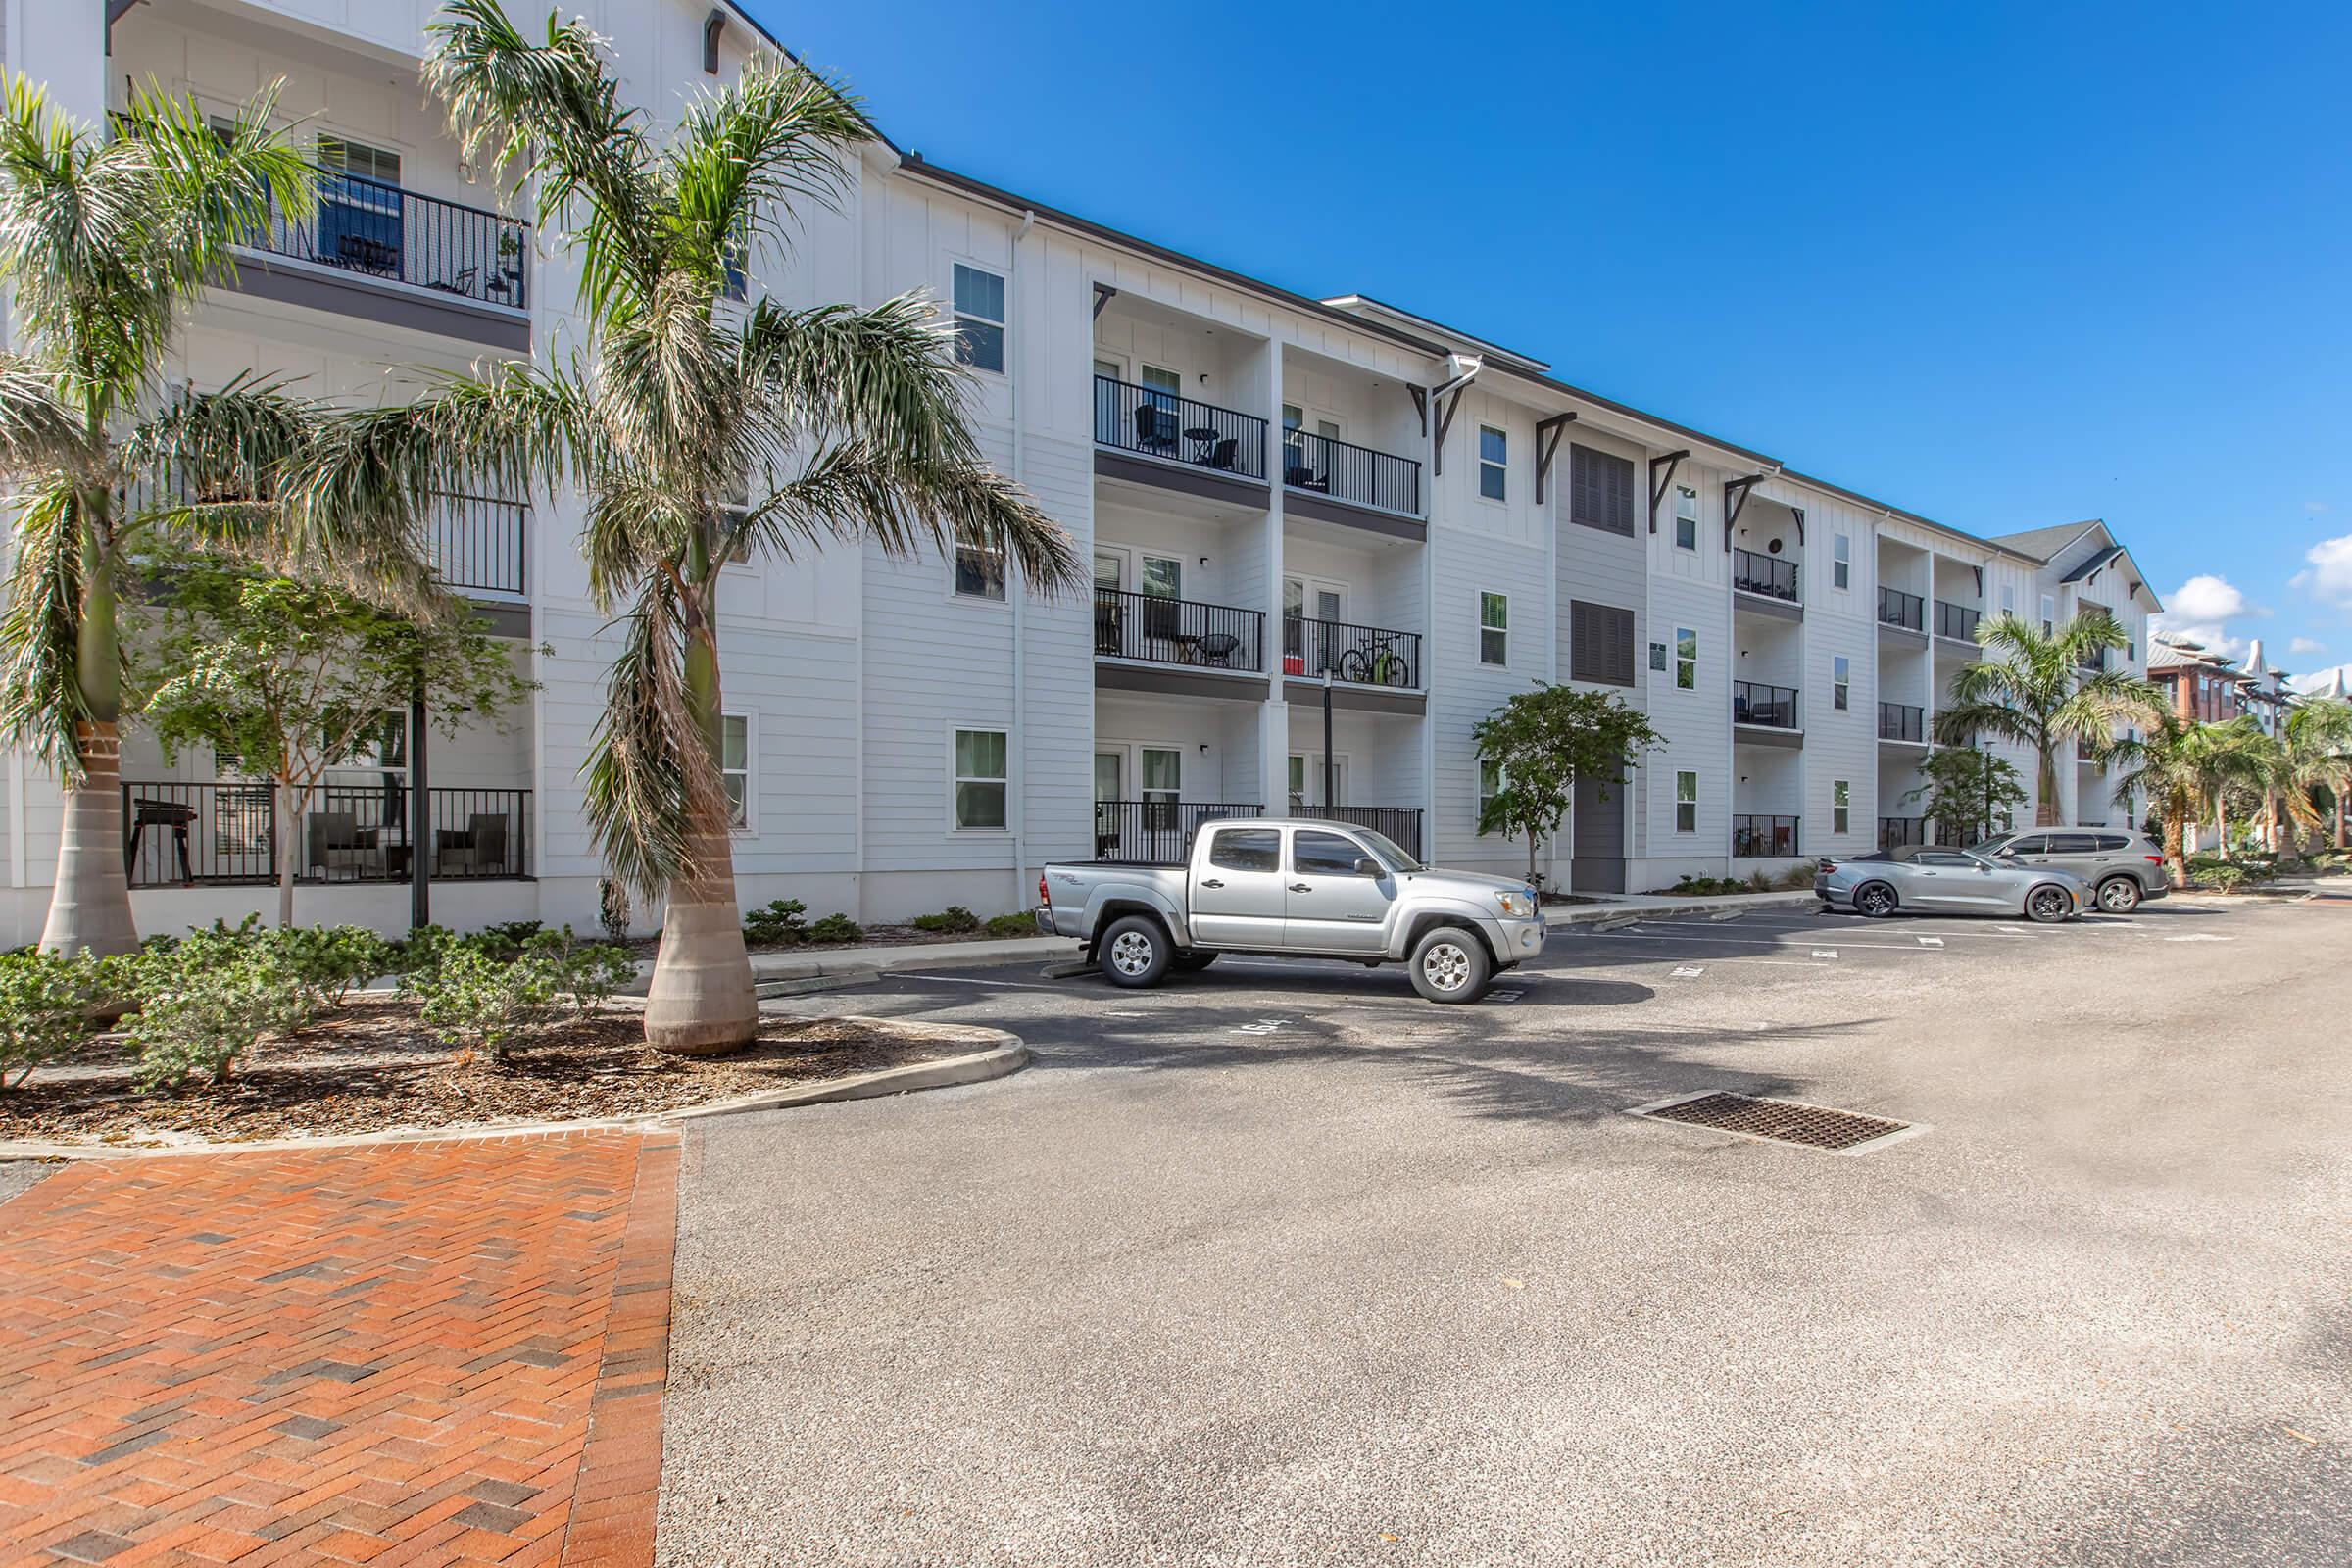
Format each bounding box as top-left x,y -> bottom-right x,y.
1038,871 -> 1051,907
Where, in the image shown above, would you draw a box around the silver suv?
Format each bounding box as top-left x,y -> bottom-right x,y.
1973,829 -> 2170,913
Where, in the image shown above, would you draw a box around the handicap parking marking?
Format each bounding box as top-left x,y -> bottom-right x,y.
1812,949 -> 1838,959
1670,966 -> 1704,978
1915,936 -> 1944,947
1487,987 -> 1528,1004
1232,1016 -> 1294,1035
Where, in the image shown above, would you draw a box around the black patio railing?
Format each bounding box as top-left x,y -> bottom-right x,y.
1733,814 -> 1800,858
1282,615 -> 1421,688
1878,586 -> 1925,630
1734,680 -> 1799,729
425,494 -> 528,596
1281,427 -> 1421,515
1733,548 -> 1799,602
1879,816 -> 1926,850
1314,807 -> 1425,861
1094,589 -> 1264,671
1935,600 -> 1983,641
236,165 -> 529,311
122,781 -> 530,887
1093,800 -> 1263,864
1879,702 -> 1926,742
1094,376 -> 1267,481
1932,819 -> 1987,848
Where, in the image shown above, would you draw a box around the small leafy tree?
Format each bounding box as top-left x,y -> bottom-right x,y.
0,948 -> 109,1090
132,554 -> 539,927
1472,684 -> 1662,886
1901,747 -> 2029,846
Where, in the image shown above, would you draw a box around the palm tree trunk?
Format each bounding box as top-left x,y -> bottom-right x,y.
2036,747 -> 2061,827
643,576 -> 756,1055
39,506 -> 137,957
2336,787 -> 2346,851
2163,807 -> 2187,889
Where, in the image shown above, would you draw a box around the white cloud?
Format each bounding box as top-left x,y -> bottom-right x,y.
2292,662 -> 2352,697
2165,573 -> 2248,623
2301,534 -> 2352,609
2290,636 -> 2328,657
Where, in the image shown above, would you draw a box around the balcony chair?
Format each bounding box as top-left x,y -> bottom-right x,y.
426,265 -> 478,297
1206,436 -> 1239,471
1094,597 -> 1124,655
434,813 -> 510,878
1134,405 -> 1178,455
1196,632 -> 1242,667
307,811 -> 380,881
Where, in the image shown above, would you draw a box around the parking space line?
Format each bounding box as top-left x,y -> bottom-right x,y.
894,972 -> 1065,990
1576,930 -> 1950,952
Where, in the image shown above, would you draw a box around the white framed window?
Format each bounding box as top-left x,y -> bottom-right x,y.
1833,779 -> 1850,835
951,263 -> 1006,374
1833,655 -> 1850,710
1139,746 -> 1181,806
1675,627 -> 1696,691
953,528 -> 1005,600
1673,485 -> 1698,550
952,728 -> 1007,830
721,712 -> 753,831
1477,425 -> 1508,502
1479,591 -> 1508,665
1138,554 -> 1182,600
2039,593 -> 2055,635
1478,759 -> 1505,829
1675,770 -> 1697,833
2000,586 -> 2016,614
1833,534 -> 1851,591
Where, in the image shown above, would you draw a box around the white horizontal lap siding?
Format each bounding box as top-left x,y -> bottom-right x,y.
1785,488 -> 1878,858
1016,432 -> 1098,867
1644,570 -> 1733,865
533,608 -> 631,879
1429,531 -> 1549,877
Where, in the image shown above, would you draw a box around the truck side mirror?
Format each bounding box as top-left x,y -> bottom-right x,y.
1353,857 -> 1384,878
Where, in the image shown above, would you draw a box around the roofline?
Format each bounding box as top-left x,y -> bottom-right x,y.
713,1 -> 906,157
1317,295 -> 1552,373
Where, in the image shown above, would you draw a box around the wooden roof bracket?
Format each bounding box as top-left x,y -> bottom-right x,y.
1091,282 -> 1117,320
1722,473 -> 1766,550
1533,413 -> 1577,504
1408,384 -> 1428,436
1647,450 -> 1689,533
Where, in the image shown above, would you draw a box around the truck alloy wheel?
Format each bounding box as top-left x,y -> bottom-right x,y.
1409,925 -> 1492,1003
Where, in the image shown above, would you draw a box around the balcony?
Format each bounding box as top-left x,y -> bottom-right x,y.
1879,816 -> 1926,851
123,782 -> 531,887
424,494 -> 529,598
1878,586 -> 1925,631
1935,601 -> 1983,643
226,166 -> 531,348
1733,548 -> 1799,603
1878,702 -> 1926,743
1734,680 -> 1799,730
1093,800 -> 1262,863
1095,589 -> 1265,672
1733,814 -> 1800,858
1282,615 -> 1421,689
1281,426 -> 1421,520
1301,806 -> 1426,862
1094,376 -> 1268,497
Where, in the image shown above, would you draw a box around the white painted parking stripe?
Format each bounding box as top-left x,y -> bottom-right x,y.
1577,930 -> 1951,952
1813,949 -> 1838,958
898,972 -> 1063,989
1916,936 -> 1944,947
1670,966 -> 1704,977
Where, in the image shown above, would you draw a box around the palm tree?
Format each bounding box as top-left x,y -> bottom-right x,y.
1935,611 -> 2153,827
2109,714 -> 2273,886
0,77 -> 363,956
2274,698 -> 2352,862
301,1 -> 1080,1054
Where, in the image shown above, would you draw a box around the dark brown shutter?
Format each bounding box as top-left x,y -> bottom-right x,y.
1568,445 -> 1636,536
1570,601 -> 1636,687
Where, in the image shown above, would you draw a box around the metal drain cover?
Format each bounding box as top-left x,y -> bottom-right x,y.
1628,1090 -> 1924,1154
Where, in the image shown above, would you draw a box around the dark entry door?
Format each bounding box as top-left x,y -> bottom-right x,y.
1571,771 -> 1627,894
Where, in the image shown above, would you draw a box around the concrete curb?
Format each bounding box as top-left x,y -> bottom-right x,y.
0,1020 -> 1032,1162
626,936 -> 1081,984
1544,891 -> 1817,926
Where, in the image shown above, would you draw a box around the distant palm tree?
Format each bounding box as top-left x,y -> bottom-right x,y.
2273,698 -> 2352,862
1935,611 -> 2153,828
2109,714 -> 2274,886
0,76 -> 419,956
299,1 -> 1081,1054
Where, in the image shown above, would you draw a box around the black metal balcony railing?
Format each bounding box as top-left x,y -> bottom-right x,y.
1879,816 -> 1926,851
1734,681 -> 1799,729
236,166 -> 529,311
1879,702 -> 1926,742
122,782 -> 531,887
424,494 -> 528,597
1094,376 -> 1267,481
1281,427 -> 1421,515
1878,586 -> 1925,630
1093,800 -> 1263,864
1733,548 -> 1799,602
1932,819 -> 1987,849
1733,814 -> 1800,858
1308,806 -> 1425,861
1095,589 -> 1265,671
1282,615 -> 1421,688
1936,600 -> 1983,641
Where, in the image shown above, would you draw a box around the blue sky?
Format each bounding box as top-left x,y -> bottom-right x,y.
748,0 -> 2352,682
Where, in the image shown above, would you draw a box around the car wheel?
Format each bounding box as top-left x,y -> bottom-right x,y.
1098,915 -> 1171,988
2024,885 -> 2073,924
1853,881 -> 1898,918
1408,925 -> 1493,1004
1170,951 -> 1218,973
2095,876 -> 2141,914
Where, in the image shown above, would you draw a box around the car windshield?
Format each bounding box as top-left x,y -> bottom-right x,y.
1349,829 -> 1423,872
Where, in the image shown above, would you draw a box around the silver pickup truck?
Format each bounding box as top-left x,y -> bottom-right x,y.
1036,817 -> 1546,1003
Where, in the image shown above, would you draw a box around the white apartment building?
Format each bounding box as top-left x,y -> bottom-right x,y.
0,0 -> 2163,943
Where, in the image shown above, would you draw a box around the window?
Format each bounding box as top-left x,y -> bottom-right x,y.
1833,534 -> 1851,591
1649,641 -> 1668,673
1673,486 -> 1698,550
2039,594 -> 2055,636
1138,555 -> 1182,600
2048,833 -> 2100,854
316,136 -> 403,275
1139,747 -> 1181,805
2000,587 -> 2016,614
1479,592 -> 1508,665
1478,759 -> 1505,829
1207,827 -> 1280,873
1833,655 -> 1850,711
1675,771 -> 1697,833
1568,444 -> 1637,536
1833,779 -> 1850,835
2128,637 -> 2139,662
1295,830 -> 1370,876
1675,627 -> 1696,691
1569,600 -> 1635,686
2004,835 -> 2049,855
951,263 -> 1006,373
954,529 -> 1005,600
2093,833 -> 2132,852
721,713 -> 752,829
953,728 -> 1007,829
1478,426 -> 1508,502
318,135 -> 401,185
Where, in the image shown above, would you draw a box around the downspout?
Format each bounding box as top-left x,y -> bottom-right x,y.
1008,208 -> 1035,912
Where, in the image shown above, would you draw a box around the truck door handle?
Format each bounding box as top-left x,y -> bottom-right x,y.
1288,882 -> 1312,892
1200,878 -> 1224,888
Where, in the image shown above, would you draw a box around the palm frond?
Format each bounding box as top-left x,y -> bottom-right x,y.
0,479 -> 91,770
665,55 -> 866,287
0,351 -> 87,474
580,577 -> 704,896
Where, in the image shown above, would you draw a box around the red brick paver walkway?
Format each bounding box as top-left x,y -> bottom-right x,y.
0,1130 -> 677,1567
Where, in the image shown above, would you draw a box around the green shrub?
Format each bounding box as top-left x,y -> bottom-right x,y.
521,926 -> 636,1017
408,943 -> 558,1063
805,912 -> 863,944
2197,863 -> 2252,894
1746,869 -> 1772,893
0,949 -> 108,1091
1774,862 -> 1818,891
269,924 -> 393,1011
123,931 -> 305,1090
910,905 -> 980,934
983,912 -> 1037,939
473,919 -> 547,961
743,898 -> 808,946
393,924 -> 465,985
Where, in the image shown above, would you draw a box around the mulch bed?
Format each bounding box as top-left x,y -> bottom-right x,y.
618,923 -> 1050,958
0,998 -> 981,1149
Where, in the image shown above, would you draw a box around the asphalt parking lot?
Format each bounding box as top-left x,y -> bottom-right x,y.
660,895 -> 2350,1567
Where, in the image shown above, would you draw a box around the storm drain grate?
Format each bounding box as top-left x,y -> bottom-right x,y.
1629,1091 -> 1921,1154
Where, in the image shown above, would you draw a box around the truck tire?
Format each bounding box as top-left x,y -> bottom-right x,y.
1098,915 -> 1172,988
1408,925 -> 1492,1004
1170,951 -> 1218,973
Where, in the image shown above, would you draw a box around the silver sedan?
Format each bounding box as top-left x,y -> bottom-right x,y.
1816,847 -> 2092,922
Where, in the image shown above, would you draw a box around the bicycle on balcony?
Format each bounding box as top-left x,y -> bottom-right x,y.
1336,630 -> 1412,687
